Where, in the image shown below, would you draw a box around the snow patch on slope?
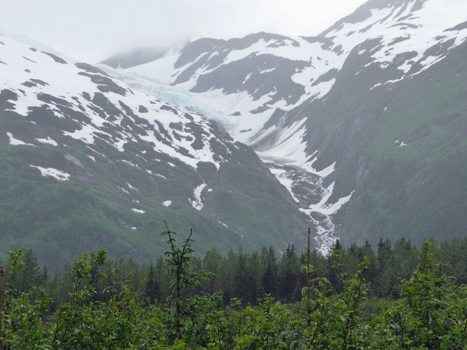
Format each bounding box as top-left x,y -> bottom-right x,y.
30,165 -> 70,181
36,137 -> 58,146
162,200 -> 172,207
7,132 -> 35,146
191,184 -> 207,210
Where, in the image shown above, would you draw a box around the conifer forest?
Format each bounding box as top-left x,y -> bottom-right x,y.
1,224 -> 467,349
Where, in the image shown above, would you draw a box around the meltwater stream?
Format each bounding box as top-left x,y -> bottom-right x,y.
257,153 -> 353,256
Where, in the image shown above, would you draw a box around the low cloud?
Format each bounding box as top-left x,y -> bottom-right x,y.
0,0 -> 367,63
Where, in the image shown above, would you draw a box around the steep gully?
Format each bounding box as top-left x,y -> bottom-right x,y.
250,119 -> 352,256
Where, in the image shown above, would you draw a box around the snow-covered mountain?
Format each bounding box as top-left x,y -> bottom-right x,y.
101,0 -> 467,253
116,0 -> 467,141
0,33 -> 309,266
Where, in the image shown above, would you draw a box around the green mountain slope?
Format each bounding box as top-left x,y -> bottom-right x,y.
0,108 -> 309,268
300,40 -> 467,247
0,35 -> 310,268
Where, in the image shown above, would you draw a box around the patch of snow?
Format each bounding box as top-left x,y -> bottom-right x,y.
162,200 -> 172,207
242,72 -> 252,84
121,159 -> 138,168
131,208 -> 145,214
36,137 -> 58,146
191,183 -> 207,210
30,165 -> 70,181
127,182 -> 138,190
310,161 -> 336,178
259,68 -> 276,74
269,168 -> 300,202
63,125 -> 97,145
7,132 -> 35,146
118,186 -> 129,194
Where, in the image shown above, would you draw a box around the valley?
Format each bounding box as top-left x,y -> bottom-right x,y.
100,0 -> 467,254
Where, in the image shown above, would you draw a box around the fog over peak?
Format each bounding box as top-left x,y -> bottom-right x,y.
0,0 -> 368,63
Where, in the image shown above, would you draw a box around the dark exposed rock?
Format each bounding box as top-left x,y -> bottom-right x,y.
22,56 -> 37,63
22,79 -> 49,88
390,22 -> 418,29
312,69 -> 338,87
189,53 -> 308,106
77,71 -> 127,96
91,92 -> 123,120
424,38 -> 456,57
75,62 -> 110,77
301,36 -> 334,50
0,89 -> 18,109
41,51 -> 67,64
444,20 -> 467,32
21,81 -> 36,88
174,33 -> 299,69
82,92 -> 91,101
160,105 -> 179,114
263,108 -> 286,130
37,93 -> 73,108
388,36 -> 410,46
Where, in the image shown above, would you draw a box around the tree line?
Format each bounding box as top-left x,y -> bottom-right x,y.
7,235 -> 467,310
1,226 -> 467,348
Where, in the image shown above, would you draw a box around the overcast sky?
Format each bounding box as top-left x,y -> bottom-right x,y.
0,0 -> 368,63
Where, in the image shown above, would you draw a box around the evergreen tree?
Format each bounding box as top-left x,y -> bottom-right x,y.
202,246 -> 223,294
10,249 -> 43,293
328,239 -> 344,294
359,240 -> 378,292
261,246 -> 278,297
278,245 -> 300,302
375,238 -> 394,297
220,249 -> 238,305
145,263 -> 160,304
235,249 -> 257,305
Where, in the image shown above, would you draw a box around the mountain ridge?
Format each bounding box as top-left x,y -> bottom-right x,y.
99,0 -> 467,253
0,32 -> 310,267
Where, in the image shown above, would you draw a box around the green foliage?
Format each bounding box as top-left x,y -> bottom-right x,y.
370,239 -> 467,349
161,221 -> 214,341
1,237 -> 467,349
